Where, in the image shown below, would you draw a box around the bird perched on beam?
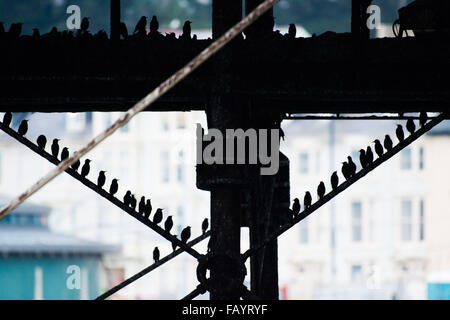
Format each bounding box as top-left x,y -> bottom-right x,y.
71,159 -> 80,171
37,135 -> 47,149
374,139 -> 384,158
366,146 -> 374,166
406,119 -> 416,135
138,196 -> 146,215
153,247 -> 160,263
18,120 -> 28,136
150,16 -> 159,34
80,17 -> 90,33
8,23 -> 22,38
342,161 -> 351,180
347,156 -> 357,177
130,195 -> 137,210
123,191 -> 131,206
153,208 -> 163,225
119,22 -> 128,39
317,182 -> 326,199
134,16 -> 147,35
32,28 -> 40,38
97,171 -> 106,189
181,21 -> 191,40
81,159 -> 91,178
109,179 -> 119,196
384,134 -> 393,151
2,112 -> 12,127
396,124 -> 405,142
419,112 -> 428,127
51,139 -> 60,158
61,147 -> 69,162
144,199 -> 152,219
202,218 -> 209,234
292,198 -> 300,216
288,24 -> 296,39
165,216 -> 173,233
181,226 -> 191,243
359,149 -> 367,169
304,191 -> 312,209
331,171 -> 339,190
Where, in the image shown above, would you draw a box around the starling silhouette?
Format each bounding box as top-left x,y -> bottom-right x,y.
61,147 -> 69,162
292,198 -> 300,215
0,22 -> 4,34
36,135 -> 47,149
130,195 -> 137,210
138,196 -> 146,215
97,171 -> 106,189
366,146 -> 374,166
202,218 -> 209,234
134,16 -> 147,34
109,179 -> 119,196
165,216 -> 173,233
172,236 -> 178,251
347,156 -> 357,177
8,23 -> 22,38
374,139 -> 384,158
181,226 -> 191,243
342,162 -> 351,180
288,24 -> 296,38
51,139 -> 60,158
304,191 -> 312,209
317,181 -> 326,199
396,124 -> 405,142
331,171 -> 339,190
153,208 -> 163,225
71,159 -> 80,171
32,28 -> 40,38
153,247 -> 160,263
18,120 -> 28,136
80,18 -> 90,32
384,134 -> 393,151
2,112 -> 12,127
123,190 -> 132,206
81,159 -> 91,177
182,21 -> 191,39
359,149 -> 367,169
119,22 -> 128,39
406,119 -> 416,135
150,16 -> 159,33
144,199 -> 152,219
419,112 -> 428,127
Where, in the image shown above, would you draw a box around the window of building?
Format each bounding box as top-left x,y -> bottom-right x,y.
401,148 -> 412,170
177,206 -> 184,234
401,200 -> 412,241
161,151 -> 170,182
162,114 -> 169,131
419,147 -> 424,170
351,202 -> 362,242
419,199 -> 425,241
177,151 -> 185,183
299,152 -> 309,174
176,114 -> 186,129
351,265 -> 363,283
299,219 -> 309,244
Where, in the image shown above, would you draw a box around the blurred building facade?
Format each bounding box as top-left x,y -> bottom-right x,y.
0,112 -> 449,300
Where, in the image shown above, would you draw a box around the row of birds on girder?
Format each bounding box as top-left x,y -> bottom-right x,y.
1,112 -> 209,263
289,112 -> 429,218
1,16 -> 301,41
0,16 -> 195,41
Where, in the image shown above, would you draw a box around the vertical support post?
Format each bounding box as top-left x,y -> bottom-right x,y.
111,0 -> 120,41
212,0 -> 243,39
245,0 -> 274,38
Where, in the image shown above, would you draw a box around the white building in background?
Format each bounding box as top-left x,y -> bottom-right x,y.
279,118 -> 450,300
0,111 -> 449,300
